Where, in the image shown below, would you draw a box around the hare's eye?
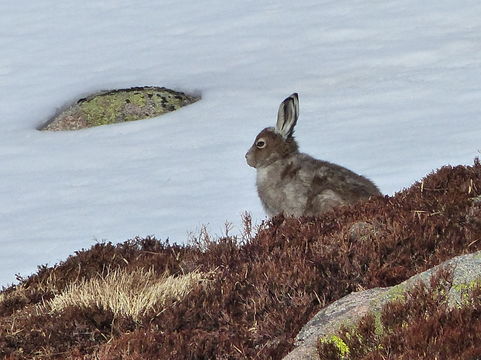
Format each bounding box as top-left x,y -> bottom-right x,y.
256,139 -> 266,149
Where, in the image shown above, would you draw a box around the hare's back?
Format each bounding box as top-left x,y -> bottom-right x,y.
297,154 -> 381,203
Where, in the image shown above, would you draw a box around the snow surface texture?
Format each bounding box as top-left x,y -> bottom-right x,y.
1,1 -> 480,287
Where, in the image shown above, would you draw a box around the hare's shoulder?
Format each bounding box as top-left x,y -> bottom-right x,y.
283,153 -> 343,182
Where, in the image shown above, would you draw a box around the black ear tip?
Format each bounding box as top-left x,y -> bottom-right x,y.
283,93 -> 299,103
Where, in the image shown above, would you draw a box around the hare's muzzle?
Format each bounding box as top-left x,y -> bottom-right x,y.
245,149 -> 256,168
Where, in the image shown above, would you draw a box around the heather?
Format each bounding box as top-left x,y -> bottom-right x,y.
1,160 -> 481,359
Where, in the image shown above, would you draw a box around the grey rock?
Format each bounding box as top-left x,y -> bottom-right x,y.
39,86 -> 200,131
284,287 -> 388,360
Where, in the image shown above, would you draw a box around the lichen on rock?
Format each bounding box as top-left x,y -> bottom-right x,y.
39,86 -> 200,131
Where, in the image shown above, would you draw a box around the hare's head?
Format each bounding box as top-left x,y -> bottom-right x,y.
245,93 -> 300,168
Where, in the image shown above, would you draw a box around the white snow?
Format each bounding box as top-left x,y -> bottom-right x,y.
1,0 -> 481,287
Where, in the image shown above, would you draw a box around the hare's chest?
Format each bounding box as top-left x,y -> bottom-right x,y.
255,164 -> 307,216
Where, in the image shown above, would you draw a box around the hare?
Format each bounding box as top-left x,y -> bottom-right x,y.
245,93 -> 381,217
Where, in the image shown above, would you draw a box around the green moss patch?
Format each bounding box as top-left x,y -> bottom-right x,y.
319,335 -> 350,359
39,87 -> 200,131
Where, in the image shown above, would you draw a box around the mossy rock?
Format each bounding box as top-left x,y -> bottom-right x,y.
40,87 -> 200,131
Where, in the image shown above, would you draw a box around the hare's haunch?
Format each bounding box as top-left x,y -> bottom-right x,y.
245,93 -> 381,217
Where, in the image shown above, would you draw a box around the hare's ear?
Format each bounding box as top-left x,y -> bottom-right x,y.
276,93 -> 299,139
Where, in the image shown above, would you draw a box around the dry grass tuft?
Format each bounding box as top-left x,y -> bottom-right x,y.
46,268 -> 210,321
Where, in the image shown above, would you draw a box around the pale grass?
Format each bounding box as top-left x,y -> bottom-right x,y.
46,268 -> 210,321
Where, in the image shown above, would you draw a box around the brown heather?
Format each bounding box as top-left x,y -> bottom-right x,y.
1,159 -> 481,359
